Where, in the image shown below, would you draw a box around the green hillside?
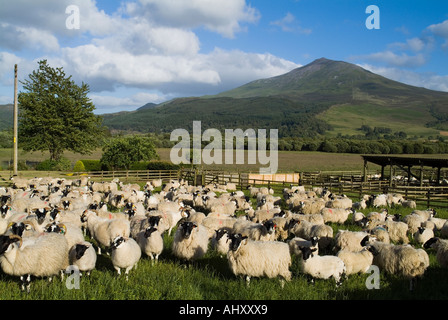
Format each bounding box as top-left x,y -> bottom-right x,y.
102,58 -> 448,138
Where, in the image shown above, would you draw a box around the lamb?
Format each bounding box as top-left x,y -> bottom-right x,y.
136,226 -> 164,263
298,246 -> 346,286
413,227 -> 434,245
0,233 -> 69,292
110,236 -> 141,280
336,244 -> 378,275
368,241 -> 430,290
320,207 -> 352,224
424,237 -> 448,268
81,210 -> 131,254
68,241 -> 97,276
227,233 -> 292,287
172,221 -> 209,262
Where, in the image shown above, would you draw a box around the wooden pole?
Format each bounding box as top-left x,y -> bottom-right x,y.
13,64 -> 18,176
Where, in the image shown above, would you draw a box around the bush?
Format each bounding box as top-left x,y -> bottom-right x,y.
36,158 -> 72,171
73,160 -> 86,172
79,159 -> 103,171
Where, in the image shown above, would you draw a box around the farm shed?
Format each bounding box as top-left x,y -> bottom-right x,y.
361,155 -> 448,186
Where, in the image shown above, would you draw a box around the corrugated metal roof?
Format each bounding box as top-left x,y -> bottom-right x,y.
361,155 -> 448,168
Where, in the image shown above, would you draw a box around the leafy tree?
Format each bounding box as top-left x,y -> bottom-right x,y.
18,60 -> 104,161
100,136 -> 159,170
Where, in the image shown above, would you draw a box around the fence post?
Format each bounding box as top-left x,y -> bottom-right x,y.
427,189 -> 431,208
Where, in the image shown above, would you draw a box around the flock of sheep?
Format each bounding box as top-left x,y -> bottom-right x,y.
0,175 -> 447,293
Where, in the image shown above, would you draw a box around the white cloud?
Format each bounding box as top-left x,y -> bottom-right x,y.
427,19 -> 448,47
270,12 -> 312,35
128,0 -> 260,38
358,63 -> 448,93
356,51 -> 426,68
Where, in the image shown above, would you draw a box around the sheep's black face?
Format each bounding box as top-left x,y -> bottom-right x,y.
36,208 -> 47,224
215,229 -> 228,241
75,244 -> 88,260
228,233 -> 247,252
62,200 -> 70,210
111,236 -> 125,249
0,235 -> 19,255
263,220 -> 276,234
148,216 -> 161,227
180,222 -> 196,239
424,237 -> 438,249
299,246 -> 315,260
0,205 -> 9,217
11,222 -> 25,237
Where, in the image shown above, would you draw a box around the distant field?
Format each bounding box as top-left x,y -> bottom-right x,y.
0,148 -> 373,173
6,147 -> 448,174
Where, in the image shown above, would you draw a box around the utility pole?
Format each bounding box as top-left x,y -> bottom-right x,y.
13,64 -> 18,176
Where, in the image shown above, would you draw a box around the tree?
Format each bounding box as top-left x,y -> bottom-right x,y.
18,60 -> 104,161
100,136 -> 159,170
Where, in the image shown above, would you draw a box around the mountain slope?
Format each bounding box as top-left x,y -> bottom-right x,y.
102,58 -> 448,137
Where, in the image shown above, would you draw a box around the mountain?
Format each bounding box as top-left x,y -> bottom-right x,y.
102,58 -> 448,137
3,58 -> 448,138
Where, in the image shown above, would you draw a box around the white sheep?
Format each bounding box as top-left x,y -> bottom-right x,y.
288,236 -> 319,258
81,210 -> 131,255
110,236 -> 141,280
136,226 -> 164,263
403,213 -> 425,234
227,233 -> 291,287
411,208 -> 436,221
413,227 -> 434,245
333,230 -> 373,252
232,219 -> 277,242
336,245 -> 377,275
320,207 -> 352,224
68,241 -> 97,276
0,233 -> 69,292
298,246 -> 346,286
424,237 -> 448,268
288,219 -> 333,250
172,221 -> 209,262
369,241 -> 430,290
211,228 -> 231,257
384,219 -> 409,244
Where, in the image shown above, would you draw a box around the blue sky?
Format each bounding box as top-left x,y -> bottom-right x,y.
1,0 -> 447,114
